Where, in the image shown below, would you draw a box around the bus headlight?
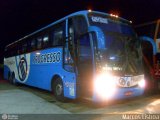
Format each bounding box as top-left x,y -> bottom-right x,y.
138,79 -> 145,88
94,73 -> 117,99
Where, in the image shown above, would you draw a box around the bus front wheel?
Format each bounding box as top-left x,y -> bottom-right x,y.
53,78 -> 66,102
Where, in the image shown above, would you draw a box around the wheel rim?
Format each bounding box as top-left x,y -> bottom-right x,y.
56,84 -> 62,95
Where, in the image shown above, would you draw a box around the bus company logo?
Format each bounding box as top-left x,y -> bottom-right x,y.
18,57 -> 28,81
33,52 -> 61,64
118,77 -> 132,87
119,78 -> 126,86
91,16 -> 108,24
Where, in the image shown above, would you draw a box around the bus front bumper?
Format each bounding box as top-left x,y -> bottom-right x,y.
92,86 -> 145,102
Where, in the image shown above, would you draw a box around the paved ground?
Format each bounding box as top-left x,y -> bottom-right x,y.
0,80 -> 160,120
0,89 -> 159,120
80,95 -> 160,114
0,89 -> 70,114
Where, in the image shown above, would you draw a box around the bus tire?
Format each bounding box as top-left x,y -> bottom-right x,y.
53,77 -> 66,102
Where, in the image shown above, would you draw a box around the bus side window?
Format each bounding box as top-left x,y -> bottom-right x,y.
69,20 -> 74,42
17,47 -> 21,55
22,43 -> 27,53
68,19 -> 75,58
31,39 -> 36,51
43,35 -> 49,48
17,43 -> 22,55
52,22 -> 65,46
53,28 -> 63,46
37,37 -> 42,49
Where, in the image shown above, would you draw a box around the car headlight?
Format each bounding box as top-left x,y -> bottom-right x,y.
94,73 -> 117,99
138,79 -> 145,88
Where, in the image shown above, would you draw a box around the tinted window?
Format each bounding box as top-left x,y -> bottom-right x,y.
17,46 -> 21,54
68,19 -> 74,52
79,34 -> 92,61
73,16 -> 88,35
52,22 -> 65,46
22,43 -> 27,53
69,23 -> 74,41
43,34 -> 49,48
53,29 -> 63,45
37,37 -> 42,49
88,13 -> 134,36
31,39 -> 36,50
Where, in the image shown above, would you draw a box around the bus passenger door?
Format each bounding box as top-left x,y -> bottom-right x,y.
77,33 -> 94,97
68,17 -> 94,98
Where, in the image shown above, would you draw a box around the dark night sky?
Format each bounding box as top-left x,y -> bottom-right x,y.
0,0 -> 160,57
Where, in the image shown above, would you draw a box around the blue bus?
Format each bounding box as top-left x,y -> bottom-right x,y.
4,10 -> 145,102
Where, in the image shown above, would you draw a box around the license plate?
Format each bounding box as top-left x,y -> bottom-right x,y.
124,91 -> 133,96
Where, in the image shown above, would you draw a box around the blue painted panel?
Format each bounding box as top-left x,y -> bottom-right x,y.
140,36 -> 157,55
4,47 -> 77,99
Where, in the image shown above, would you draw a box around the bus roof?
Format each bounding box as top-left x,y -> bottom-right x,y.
6,10 -> 130,48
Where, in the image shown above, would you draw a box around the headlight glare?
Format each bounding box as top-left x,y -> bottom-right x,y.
138,79 -> 145,88
94,73 -> 117,99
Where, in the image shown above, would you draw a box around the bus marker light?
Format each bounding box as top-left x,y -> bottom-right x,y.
110,14 -> 119,18
88,9 -> 92,12
36,52 -> 41,55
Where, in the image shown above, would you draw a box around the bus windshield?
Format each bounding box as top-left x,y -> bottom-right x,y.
98,33 -> 143,76
88,13 -> 143,76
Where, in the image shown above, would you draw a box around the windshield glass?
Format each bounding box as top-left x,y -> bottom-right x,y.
98,33 -> 143,76
88,13 -> 143,76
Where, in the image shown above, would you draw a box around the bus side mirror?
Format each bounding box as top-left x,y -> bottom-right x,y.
88,26 -> 106,49
140,36 -> 157,55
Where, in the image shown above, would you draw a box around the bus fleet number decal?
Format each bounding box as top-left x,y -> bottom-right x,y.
33,52 -> 61,64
